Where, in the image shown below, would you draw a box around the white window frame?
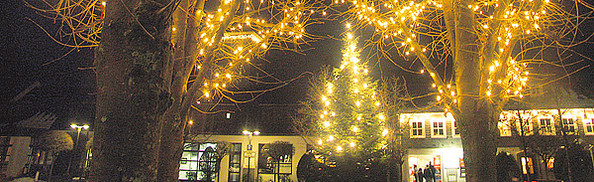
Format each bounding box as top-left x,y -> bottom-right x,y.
560,117 -> 577,134
515,118 -> 534,136
538,117 -> 555,135
452,120 -> 460,137
498,120 -> 512,137
431,119 -> 446,138
584,118 -> 594,135
410,120 -> 424,138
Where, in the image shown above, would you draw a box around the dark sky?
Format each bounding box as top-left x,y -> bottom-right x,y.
1,0 -> 95,130
1,0 -> 592,132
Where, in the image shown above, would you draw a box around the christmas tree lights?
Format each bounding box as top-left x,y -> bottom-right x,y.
312,26 -> 389,157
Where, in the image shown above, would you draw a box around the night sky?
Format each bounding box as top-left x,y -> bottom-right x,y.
1,0 -> 592,133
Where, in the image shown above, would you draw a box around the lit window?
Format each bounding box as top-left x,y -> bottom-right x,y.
226,113 -> 231,119
498,120 -> 512,136
228,143 -> 242,182
258,143 -> 293,180
431,120 -> 445,137
539,118 -> 555,135
521,157 -> 535,175
560,118 -> 576,133
411,120 -> 424,137
515,118 -> 533,136
585,119 -> 594,135
179,143 -> 219,181
452,120 -> 460,137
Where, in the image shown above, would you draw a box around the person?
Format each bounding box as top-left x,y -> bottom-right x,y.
428,162 -> 437,182
413,165 -> 419,182
424,165 -> 433,182
416,167 -> 424,182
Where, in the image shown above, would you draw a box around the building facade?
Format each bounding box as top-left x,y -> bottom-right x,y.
181,107 -> 594,182
178,135 -> 307,182
0,136 -> 32,179
400,107 -> 594,182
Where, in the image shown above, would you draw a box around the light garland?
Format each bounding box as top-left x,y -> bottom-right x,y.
313,24 -> 389,155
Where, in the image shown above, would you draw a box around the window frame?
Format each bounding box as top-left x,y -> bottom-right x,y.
560,117 -> 577,134
431,119 -> 446,138
178,142 -> 219,182
538,117 -> 555,135
410,120 -> 424,138
498,119 -> 513,137
584,118 -> 594,135
227,143 -> 242,182
452,120 -> 460,137
257,143 -> 293,181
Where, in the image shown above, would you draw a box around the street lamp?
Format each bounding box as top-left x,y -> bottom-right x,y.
67,124 -> 89,178
242,130 -> 259,182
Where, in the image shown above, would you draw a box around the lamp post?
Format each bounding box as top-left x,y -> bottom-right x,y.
67,124 -> 89,178
242,130 -> 259,182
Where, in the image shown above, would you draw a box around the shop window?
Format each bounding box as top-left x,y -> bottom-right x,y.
538,118 -> 555,135
179,143 -> 218,182
521,157 -> 535,175
560,118 -> 576,133
431,120 -> 445,138
228,143 -> 241,182
411,120 -> 424,138
258,144 -> 293,181
585,119 -> 594,135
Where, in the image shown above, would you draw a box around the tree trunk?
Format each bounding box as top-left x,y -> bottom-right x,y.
156,0 -> 239,181
456,106 -> 498,182
157,114 -> 185,182
453,0 -> 498,181
92,0 -> 172,181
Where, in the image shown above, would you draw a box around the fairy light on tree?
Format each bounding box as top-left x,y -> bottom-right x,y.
27,0 -> 326,181
331,0 -> 591,181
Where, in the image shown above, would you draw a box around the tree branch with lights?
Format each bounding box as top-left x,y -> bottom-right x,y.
27,0 -> 327,181
333,0 -> 592,181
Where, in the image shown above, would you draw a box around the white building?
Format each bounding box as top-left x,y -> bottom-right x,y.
178,134 -> 307,182
0,136 -> 32,179
400,107 -> 594,182
182,107 -> 594,182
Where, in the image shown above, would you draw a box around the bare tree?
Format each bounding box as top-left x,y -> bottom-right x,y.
334,0 -> 593,181
26,0 -> 324,181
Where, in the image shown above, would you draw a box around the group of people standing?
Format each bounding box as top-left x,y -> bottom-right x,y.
413,162 -> 437,182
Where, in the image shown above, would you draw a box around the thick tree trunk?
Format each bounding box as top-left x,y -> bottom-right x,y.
92,0 -> 171,181
456,106 -> 498,182
453,0 -> 498,181
157,115 -> 185,182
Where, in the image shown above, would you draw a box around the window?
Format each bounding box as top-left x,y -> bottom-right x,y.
560,118 -> 576,133
226,113 -> 231,119
452,120 -> 460,137
521,157 -> 535,175
498,120 -> 512,136
228,143 -> 241,182
585,119 -> 594,135
431,120 -> 445,137
258,144 -> 293,181
179,143 -> 218,182
539,118 -> 555,135
411,120 -> 424,137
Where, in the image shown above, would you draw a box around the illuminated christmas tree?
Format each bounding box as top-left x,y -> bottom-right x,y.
311,27 -> 389,158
